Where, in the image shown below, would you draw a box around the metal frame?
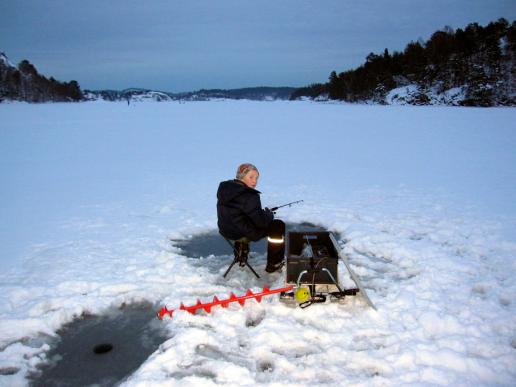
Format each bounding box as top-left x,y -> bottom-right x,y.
222,237 -> 260,279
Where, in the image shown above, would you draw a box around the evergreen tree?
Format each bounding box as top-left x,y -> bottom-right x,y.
328,71 -> 341,99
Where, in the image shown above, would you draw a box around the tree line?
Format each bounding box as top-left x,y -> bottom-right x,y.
291,18 -> 516,106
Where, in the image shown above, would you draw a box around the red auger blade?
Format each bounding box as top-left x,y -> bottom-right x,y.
157,284 -> 294,319
157,306 -> 172,319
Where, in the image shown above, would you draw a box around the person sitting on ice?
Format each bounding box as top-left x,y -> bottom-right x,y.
217,163 -> 285,273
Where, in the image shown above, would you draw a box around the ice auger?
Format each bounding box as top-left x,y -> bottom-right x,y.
157,284 -> 294,319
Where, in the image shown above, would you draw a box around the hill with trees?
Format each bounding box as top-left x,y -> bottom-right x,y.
84,86 -> 296,102
1,52 -> 293,103
0,52 -> 83,102
291,19 -> 516,106
4,19 -> 514,106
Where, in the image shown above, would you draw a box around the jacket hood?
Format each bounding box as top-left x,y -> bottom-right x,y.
217,179 -> 260,204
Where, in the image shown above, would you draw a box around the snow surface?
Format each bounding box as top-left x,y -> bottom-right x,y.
385,84 -> 466,106
0,100 -> 515,386
0,53 -> 15,69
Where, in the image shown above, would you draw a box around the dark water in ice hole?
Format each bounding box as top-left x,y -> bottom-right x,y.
29,222 -> 333,386
172,221 -> 331,258
29,303 -> 168,387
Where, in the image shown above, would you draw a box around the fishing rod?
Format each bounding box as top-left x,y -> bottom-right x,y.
270,200 -> 303,212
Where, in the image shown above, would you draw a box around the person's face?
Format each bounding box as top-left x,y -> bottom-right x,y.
241,170 -> 259,189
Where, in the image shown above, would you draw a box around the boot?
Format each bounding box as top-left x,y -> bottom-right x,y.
234,241 -> 249,265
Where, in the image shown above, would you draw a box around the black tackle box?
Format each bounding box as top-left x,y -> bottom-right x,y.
286,231 -> 339,284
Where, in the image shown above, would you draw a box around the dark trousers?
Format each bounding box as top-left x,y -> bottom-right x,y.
266,219 -> 285,266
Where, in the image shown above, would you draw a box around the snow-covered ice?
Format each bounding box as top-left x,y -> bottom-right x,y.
0,100 -> 515,386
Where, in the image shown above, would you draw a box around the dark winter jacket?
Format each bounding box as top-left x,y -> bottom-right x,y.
217,179 -> 274,241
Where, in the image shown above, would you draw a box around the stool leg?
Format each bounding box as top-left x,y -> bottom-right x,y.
244,260 -> 260,279
223,240 -> 260,279
223,260 -> 238,278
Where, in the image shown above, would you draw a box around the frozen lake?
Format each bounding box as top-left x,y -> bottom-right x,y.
1,101 -> 515,386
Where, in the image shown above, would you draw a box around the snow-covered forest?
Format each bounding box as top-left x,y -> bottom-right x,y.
292,19 -> 516,106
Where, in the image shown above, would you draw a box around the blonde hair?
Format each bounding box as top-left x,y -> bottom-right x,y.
236,163 -> 258,180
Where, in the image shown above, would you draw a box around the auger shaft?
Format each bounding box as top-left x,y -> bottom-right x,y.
157,284 -> 294,319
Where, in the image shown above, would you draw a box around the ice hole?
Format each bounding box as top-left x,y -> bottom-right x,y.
93,343 -> 114,354
29,302 -> 168,387
173,222 -> 330,258
0,367 -> 20,376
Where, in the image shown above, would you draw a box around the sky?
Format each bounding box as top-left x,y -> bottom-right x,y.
1,1 -> 515,92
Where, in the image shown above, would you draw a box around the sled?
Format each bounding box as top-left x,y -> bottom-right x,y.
280,230 -> 376,310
